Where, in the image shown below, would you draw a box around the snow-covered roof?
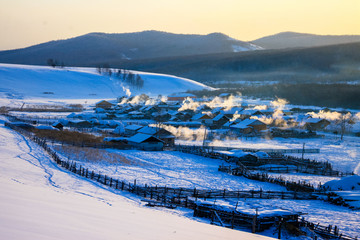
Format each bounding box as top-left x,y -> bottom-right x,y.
231,119 -> 265,129
216,150 -> 257,159
213,113 -> 228,121
127,133 -> 163,143
125,124 -> 143,131
36,125 -> 56,130
103,137 -> 128,142
137,126 -> 157,135
304,118 -> 328,124
192,113 -> 210,121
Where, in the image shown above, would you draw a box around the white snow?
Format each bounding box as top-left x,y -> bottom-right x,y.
0,117 -> 273,240
0,63 -> 213,106
324,175 -> 360,191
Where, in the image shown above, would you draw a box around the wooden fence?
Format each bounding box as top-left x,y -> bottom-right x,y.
4,121 -> 358,239
175,144 -> 352,177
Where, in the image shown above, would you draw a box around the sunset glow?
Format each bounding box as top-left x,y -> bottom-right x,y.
0,0 -> 359,50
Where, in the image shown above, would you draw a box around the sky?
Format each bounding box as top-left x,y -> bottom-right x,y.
0,0 -> 359,50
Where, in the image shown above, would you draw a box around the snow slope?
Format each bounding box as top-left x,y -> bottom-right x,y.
0,118 -> 273,240
0,63 -> 213,106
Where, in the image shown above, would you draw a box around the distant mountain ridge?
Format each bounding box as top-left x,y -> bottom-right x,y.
0,31 -> 261,66
252,31 -> 360,49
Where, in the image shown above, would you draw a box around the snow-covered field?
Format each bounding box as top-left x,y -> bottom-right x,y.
54,147 -> 286,191
0,117 -> 274,240
0,63 -> 213,106
178,134 -> 360,174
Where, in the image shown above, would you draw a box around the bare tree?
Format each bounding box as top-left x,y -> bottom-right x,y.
335,112 -> 355,140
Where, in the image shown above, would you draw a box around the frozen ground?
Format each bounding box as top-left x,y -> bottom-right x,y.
0,117 -> 274,240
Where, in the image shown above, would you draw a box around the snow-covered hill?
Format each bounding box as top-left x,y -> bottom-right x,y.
0,63 -> 213,105
0,117 -> 274,240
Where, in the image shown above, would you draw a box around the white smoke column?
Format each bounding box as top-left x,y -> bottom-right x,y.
128,95 -> 143,105
145,98 -> 157,106
178,97 -> 200,111
223,94 -> 242,111
229,111 -> 241,122
356,112 -> 360,120
254,105 -> 267,110
307,110 -> 342,121
119,97 -> 128,105
160,124 -> 205,141
270,97 -> 288,110
251,115 -> 274,125
122,85 -> 131,97
205,97 -> 223,109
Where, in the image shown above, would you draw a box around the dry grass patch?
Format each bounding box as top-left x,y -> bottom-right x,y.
32,129 -> 103,145
54,145 -> 142,166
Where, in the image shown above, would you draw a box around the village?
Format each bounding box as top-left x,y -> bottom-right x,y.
2,91 -> 360,239
16,92 -> 339,151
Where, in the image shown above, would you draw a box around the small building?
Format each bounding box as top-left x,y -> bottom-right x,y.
303,118 -> 330,131
138,126 -> 175,146
127,133 -> 164,151
192,113 -> 212,124
211,114 -> 230,129
167,93 -> 197,102
67,120 -> 93,128
230,119 -> 267,134
95,100 -> 114,110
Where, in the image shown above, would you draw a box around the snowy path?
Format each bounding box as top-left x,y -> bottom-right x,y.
0,121 -> 273,240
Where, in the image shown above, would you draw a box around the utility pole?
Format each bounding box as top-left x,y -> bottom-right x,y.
301,143 -> 305,161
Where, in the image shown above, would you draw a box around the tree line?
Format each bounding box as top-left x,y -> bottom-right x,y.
97,64 -> 144,90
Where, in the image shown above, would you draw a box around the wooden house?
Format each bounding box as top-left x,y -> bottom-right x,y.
138,126 -> 175,146
192,113 -> 212,125
127,133 -> 164,151
303,118 -> 330,131
211,114 -> 230,129
95,100 -> 114,110
230,119 -> 267,134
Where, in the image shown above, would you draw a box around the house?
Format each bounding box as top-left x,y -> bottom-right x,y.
230,119 -> 267,134
95,100 -> 114,110
138,126 -> 175,146
239,109 -> 263,119
167,93 -> 197,102
124,124 -> 143,136
127,133 -> 164,151
67,120 -> 93,128
303,118 -> 330,131
211,114 -> 230,129
192,113 -> 212,125
222,107 -> 244,119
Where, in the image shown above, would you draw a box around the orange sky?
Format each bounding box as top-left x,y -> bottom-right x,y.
0,0 -> 359,50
